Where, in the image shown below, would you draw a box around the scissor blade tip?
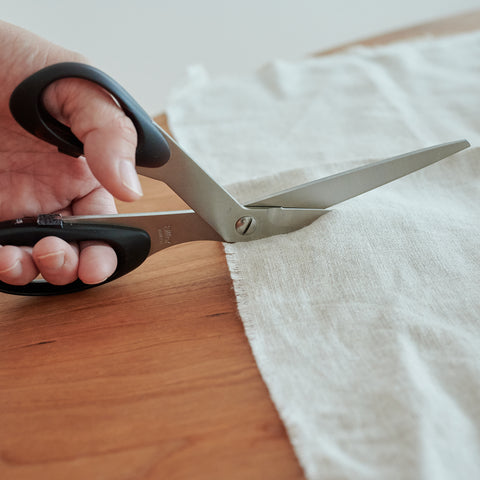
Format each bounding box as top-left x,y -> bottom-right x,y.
454,139 -> 470,149
438,139 -> 470,156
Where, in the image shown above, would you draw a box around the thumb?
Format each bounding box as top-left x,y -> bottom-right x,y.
43,75 -> 143,201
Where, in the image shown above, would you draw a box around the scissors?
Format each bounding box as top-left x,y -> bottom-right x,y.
0,62 -> 470,296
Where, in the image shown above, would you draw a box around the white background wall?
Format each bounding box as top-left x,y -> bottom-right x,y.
3,1 -> 479,113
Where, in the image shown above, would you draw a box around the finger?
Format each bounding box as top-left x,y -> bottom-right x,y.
77,241 -> 117,285
84,118 -> 143,200
73,186 -> 118,284
43,77 -> 143,202
32,237 -> 79,285
0,245 -> 38,285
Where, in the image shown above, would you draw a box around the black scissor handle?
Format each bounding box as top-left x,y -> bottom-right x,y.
0,217 -> 151,296
9,62 -> 170,167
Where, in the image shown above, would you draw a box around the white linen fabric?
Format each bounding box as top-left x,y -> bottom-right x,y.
167,31 -> 480,480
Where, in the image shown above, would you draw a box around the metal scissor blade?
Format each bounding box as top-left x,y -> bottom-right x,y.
247,140 -> 470,209
135,124 -> 328,243
69,207 -> 327,247
137,123 -> 248,241
68,211 -> 223,255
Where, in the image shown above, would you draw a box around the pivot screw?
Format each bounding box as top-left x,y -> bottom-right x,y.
235,216 -> 257,236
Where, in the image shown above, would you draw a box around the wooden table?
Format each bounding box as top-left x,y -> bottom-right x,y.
1,10 -> 479,480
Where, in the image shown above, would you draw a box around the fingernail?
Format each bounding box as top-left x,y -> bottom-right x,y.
37,250 -> 65,270
120,160 -> 143,197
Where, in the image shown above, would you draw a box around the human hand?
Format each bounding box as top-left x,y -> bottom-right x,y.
0,21 -> 142,287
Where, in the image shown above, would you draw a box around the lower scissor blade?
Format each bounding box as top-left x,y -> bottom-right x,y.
247,140 -> 470,209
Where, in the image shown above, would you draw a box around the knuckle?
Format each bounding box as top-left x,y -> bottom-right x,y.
111,113 -> 138,147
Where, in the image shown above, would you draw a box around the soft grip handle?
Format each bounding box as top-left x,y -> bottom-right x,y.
9,62 -> 170,167
0,218 -> 151,296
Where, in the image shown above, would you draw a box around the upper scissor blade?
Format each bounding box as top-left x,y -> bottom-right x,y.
248,140 -> 470,209
136,123 -> 249,240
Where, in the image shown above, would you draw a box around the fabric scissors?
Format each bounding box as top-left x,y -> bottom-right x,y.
0,62 -> 469,296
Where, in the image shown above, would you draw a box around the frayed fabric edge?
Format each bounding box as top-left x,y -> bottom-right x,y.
221,242 -> 309,478
222,242 -> 258,343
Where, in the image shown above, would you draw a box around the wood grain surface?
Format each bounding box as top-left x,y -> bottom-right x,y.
1,10 -> 478,480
